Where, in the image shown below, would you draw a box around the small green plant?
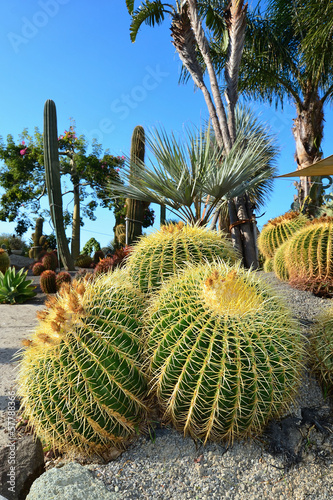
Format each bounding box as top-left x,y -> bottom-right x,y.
82,237 -> 101,256
145,262 -> 304,443
0,267 -> 36,304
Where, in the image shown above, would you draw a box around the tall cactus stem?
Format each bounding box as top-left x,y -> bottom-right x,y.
43,100 -> 74,271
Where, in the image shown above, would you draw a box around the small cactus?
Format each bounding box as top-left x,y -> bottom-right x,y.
42,252 -> 58,271
126,223 -> 239,293
263,258 -> 274,273
258,211 -> 308,259
0,248 -> 10,274
17,271 -> 149,456
273,241 -> 290,282
55,271 -> 72,291
311,306 -> 333,391
94,257 -> 114,275
32,262 -> 46,276
40,270 -> 57,294
145,262 -> 304,444
75,254 -> 93,268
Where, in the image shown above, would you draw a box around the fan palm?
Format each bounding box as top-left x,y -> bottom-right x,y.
106,106 -> 277,228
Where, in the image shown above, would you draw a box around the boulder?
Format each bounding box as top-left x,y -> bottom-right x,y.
0,434 -> 44,500
26,462 -> 117,500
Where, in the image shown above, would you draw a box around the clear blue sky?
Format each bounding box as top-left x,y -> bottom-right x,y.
0,0 -> 332,249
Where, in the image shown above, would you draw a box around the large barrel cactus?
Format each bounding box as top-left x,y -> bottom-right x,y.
145,262 -> 304,443
285,219 -> 333,296
127,222 -> 239,293
311,306 -> 333,390
17,270 -> 149,456
273,240 -> 290,282
258,211 -> 308,259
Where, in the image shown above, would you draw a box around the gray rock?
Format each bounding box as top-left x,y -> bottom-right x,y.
26,462 -> 117,500
0,434 -> 44,500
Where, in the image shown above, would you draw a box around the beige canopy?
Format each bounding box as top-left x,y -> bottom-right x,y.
275,154 -> 333,178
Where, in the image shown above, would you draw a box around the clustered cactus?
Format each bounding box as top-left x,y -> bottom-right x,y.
18,223 -> 308,457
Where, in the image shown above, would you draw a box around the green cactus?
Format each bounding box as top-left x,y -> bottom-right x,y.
258,211 -> 308,259
126,222 -> 239,293
40,270 -> 57,294
0,248 -> 10,274
75,254 -> 93,268
44,99 -> 74,271
145,262 -> 304,443
311,306 -> 333,390
17,271 -> 149,456
31,217 -> 44,259
126,125 -> 147,245
285,219 -> 333,296
263,258 -> 274,273
273,240 -> 290,282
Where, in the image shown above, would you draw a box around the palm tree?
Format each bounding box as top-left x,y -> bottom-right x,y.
106,107 -> 277,264
207,0 -> 333,210
126,0 -> 262,267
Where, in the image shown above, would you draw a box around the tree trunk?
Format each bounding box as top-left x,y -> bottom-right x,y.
292,96 -> 324,210
71,183 -> 80,260
160,204 -> 166,226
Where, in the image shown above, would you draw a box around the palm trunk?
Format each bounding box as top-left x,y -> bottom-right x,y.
71,182 -> 80,260
292,95 -> 324,211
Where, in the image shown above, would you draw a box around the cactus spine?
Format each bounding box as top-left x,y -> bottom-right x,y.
145,262 -> 304,443
40,270 -> 57,294
258,212 -> 308,259
127,222 -> 239,293
17,271 -> 149,456
43,99 -> 74,270
126,125 -> 147,245
273,240 -> 290,282
311,306 -> 333,390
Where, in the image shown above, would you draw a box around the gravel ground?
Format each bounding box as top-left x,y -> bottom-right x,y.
71,272 -> 333,500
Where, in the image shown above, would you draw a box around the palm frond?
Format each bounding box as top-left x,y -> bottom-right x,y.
129,1 -> 171,42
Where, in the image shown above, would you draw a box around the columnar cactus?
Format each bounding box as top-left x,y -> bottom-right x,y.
0,249 -> 10,274
258,211 -> 308,259
145,262 -> 304,443
17,271 -> 149,456
44,99 -> 74,270
285,219 -> 333,295
126,222 -> 239,293
40,270 -> 57,294
32,217 -> 44,259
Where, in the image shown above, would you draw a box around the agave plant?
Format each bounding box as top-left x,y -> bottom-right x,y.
105,107 -> 277,226
0,267 -> 36,304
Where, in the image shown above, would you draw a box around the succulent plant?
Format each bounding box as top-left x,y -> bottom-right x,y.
32,262 -> 46,276
42,252 -> 58,271
0,248 -> 10,274
257,211 -> 308,259
93,250 -> 105,264
40,270 -> 57,294
285,219 -> 333,296
0,267 -> 36,304
311,306 -> 333,391
75,254 -> 93,268
17,270 -> 149,456
127,223 -> 239,293
94,257 -> 114,275
55,271 -> 72,291
263,258 -> 274,273
273,241 -> 290,282
145,262 -> 304,444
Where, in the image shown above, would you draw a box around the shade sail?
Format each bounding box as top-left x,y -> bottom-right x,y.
275,154 -> 333,178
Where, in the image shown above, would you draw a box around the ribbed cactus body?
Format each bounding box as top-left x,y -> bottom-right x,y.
0,249 -> 10,274
285,220 -> 333,295
146,263 -> 303,443
42,252 -> 57,271
75,254 -> 93,268
55,271 -> 72,291
127,223 -> 239,293
258,212 -> 307,259
40,270 -> 57,294
263,258 -> 274,273
311,306 -> 333,389
32,263 -> 45,276
273,241 -> 290,282
17,271 -> 148,456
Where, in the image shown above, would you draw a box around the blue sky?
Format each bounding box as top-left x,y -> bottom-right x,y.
0,0 -> 332,249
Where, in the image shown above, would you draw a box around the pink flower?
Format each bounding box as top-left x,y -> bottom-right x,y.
21,140 -> 25,145
116,168 -> 120,172
20,148 -> 27,156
